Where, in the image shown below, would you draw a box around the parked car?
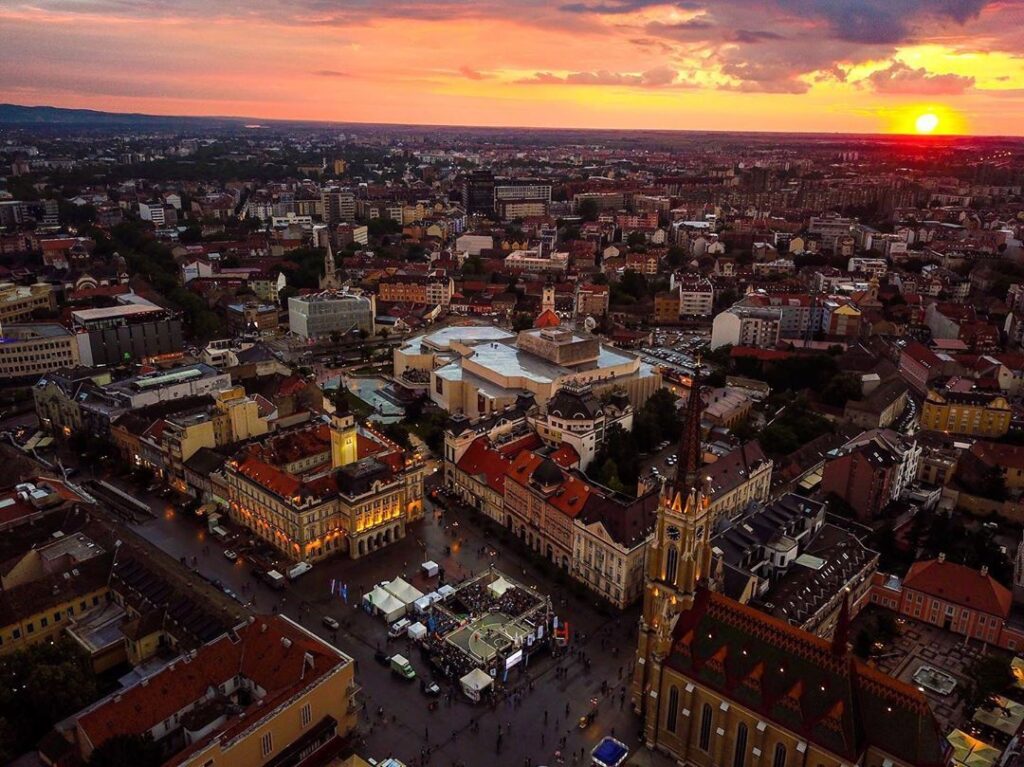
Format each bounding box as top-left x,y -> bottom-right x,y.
224,549 -> 238,560
322,616 -> 340,630
420,679 -> 441,696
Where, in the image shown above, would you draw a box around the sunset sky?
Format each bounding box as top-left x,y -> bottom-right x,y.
2,0 -> 1024,135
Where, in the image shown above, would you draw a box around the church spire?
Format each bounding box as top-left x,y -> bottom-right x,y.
673,364 -> 703,496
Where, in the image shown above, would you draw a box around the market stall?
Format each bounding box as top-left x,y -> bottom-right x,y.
459,667 -> 493,702
364,586 -> 407,622
384,576 -> 425,606
422,560 -> 439,577
407,621 -> 427,641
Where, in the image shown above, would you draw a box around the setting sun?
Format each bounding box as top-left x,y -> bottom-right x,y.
915,112 -> 939,134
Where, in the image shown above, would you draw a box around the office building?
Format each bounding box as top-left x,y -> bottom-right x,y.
288,291 -> 375,339
0,323 -> 80,378
70,301 -> 184,366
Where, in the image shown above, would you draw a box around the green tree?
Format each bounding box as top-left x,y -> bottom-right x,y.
511,314 -> 534,332
820,373 -> 863,408
965,653 -> 1014,709
578,198 -> 600,222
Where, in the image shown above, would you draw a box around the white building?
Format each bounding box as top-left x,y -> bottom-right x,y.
288,291 -> 375,339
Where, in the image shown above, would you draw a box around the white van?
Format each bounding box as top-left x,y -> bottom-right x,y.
388,618 -> 411,638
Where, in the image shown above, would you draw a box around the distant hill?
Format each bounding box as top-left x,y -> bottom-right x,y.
0,103 -> 246,127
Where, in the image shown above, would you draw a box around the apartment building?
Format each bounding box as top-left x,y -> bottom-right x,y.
65,615 -> 358,767
378,274 -> 454,306
921,388 -> 1012,437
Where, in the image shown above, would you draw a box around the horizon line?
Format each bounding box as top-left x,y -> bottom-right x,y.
2,102 -> 1022,141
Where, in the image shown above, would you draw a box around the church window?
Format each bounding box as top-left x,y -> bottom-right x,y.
665,546 -> 679,585
666,686 -> 679,733
772,743 -> 787,767
699,704 -> 713,751
733,723 -> 748,767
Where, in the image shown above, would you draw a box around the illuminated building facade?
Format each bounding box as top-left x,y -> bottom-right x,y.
222,412 -> 426,562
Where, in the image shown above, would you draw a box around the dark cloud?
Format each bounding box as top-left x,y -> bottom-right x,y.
731,30 -> 783,43
866,61 -> 975,94
517,66 -> 680,87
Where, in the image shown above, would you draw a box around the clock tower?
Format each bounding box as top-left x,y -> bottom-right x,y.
631,370 -> 713,741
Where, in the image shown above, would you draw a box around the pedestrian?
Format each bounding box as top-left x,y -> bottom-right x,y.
544,709 -> 548,724
565,702 -> 570,717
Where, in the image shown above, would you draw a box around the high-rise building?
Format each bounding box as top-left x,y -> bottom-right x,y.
462,170 -> 495,215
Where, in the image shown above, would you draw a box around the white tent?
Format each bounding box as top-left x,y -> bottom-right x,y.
487,576 -> 512,598
438,584 -> 456,598
364,586 -> 406,622
407,621 -> 427,641
413,595 -> 432,614
421,560 -> 439,577
384,577 -> 425,606
460,667 -> 493,702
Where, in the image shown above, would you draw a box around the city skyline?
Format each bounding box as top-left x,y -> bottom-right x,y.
3,0 -> 1024,136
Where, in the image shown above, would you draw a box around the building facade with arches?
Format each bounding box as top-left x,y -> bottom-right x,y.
222,412 -> 425,563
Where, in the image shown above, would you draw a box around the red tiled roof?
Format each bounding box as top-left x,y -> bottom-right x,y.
903,558 -> 1012,617
77,615 -> 347,756
236,455 -> 302,498
505,450 -> 592,518
457,438 -> 513,494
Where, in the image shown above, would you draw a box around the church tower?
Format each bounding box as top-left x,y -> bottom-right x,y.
319,228 -> 341,291
330,400 -> 358,468
541,283 -> 555,314
631,370 -> 713,737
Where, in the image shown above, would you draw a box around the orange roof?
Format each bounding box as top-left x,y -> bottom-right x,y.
903,558 -> 1012,617
77,616 -> 347,756
457,438 -> 513,494
534,309 -> 561,328
506,450 -> 591,518
236,455 -> 302,498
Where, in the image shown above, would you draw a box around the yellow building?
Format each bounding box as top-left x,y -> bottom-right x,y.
0,553 -> 112,654
921,388 -> 1011,437
0,322 -> 80,378
632,376 -> 948,767
0,282 -> 56,323
224,415 -> 426,561
69,615 -> 358,767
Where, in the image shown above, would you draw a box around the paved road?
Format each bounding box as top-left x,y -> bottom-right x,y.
106,474 -> 664,766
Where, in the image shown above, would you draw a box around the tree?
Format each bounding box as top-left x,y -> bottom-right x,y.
578,198 -> 600,222
381,422 -> 412,449
626,231 -> 647,247
511,314 -> 534,332
820,373 -> 863,407
88,734 -> 163,767
965,653 -> 1014,709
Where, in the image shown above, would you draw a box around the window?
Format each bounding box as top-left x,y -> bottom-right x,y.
26,623 -> 34,634
772,743 -> 787,767
41,617 -> 48,628
260,732 -> 273,757
666,687 -> 679,733
665,547 -> 679,586
300,702 -> 312,727
733,723 -> 748,767
699,704 -> 713,751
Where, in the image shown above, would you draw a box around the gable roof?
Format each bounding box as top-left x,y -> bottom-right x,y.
903,558 -> 1012,617
668,589 -> 948,766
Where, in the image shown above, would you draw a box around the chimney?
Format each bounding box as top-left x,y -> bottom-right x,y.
938,552 -> 946,563
981,565 -> 990,577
